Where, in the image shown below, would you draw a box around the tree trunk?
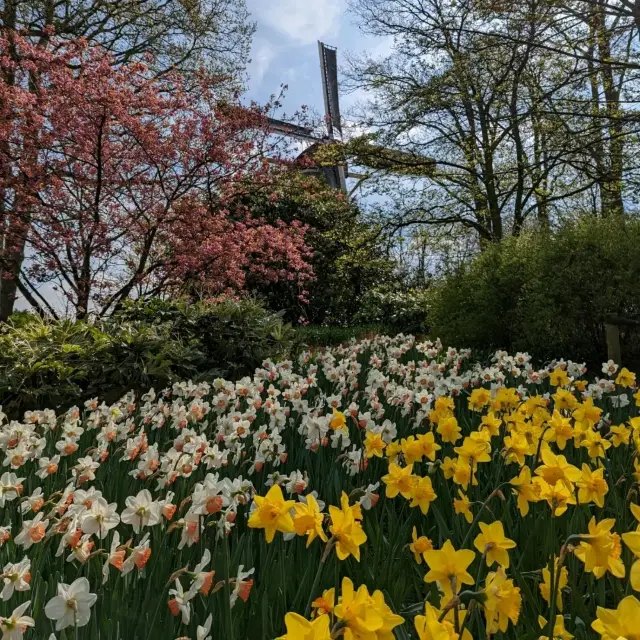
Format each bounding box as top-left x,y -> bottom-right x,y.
593,3 -> 625,216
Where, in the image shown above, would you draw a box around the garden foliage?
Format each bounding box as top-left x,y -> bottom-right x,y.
429,217 -> 640,366
0,299 -> 295,417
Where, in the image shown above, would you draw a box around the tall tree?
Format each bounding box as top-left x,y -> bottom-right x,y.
0,0 -> 254,319
1,0 -> 253,78
0,32 -> 311,319
345,0 -> 640,251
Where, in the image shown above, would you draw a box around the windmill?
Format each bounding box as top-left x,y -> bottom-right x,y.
266,42 -> 434,193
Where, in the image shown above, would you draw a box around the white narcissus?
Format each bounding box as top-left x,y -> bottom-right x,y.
102,531 -> 125,584
120,489 -> 161,533
121,533 -> 151,575
0,600 -> 35,640
80,497 -> 120,539
0,473 -> 24,508
1,556 -> 31,601
168,578 -> 195,625
13,513 -> 48,550
44,577 -> 97,630
197,614 -> 212,640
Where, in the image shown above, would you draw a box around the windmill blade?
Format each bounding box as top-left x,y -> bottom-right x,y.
318,42 -> 346,191
318,42 -> 342,139
266,117 -> 320,143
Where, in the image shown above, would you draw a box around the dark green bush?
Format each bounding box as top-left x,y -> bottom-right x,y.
293,324 -> 382,347
112,297 -> 296,378
0,298 -> 296,416
428,217 -> 640,366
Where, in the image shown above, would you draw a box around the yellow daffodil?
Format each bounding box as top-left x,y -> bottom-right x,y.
333,577 -> 404,640
424,540 -> 475,599
409,476 -> 437,515
454,436 -> 491,466
437,416 -> 462,444
453,489 -> 473,523
535,450 -> 581,490
311,588 -> 335,617
417,432 -> 442,461
622,529 -> 640,591
546,411 -> 574,450
364,431 -> 386,459
329,408 -> 347,431
509,465 -> 540,517
503,433 -> 529,466
592,595 -> 640,639
630,416 -> 640,433
277,612 -> 331,640
414,602 -> 458,640
248,484 -> 295,543
468,387 -> 492,411
441,456 -> 456,480
576,464 -> 608,507
539,558 -> 568,612
609,424 -> 631,447
385,441 -> 402,463
381,463 -> 417,499
328,492 -> 367,562
369,589 -> 406,639
572,398 -> 602,428
538,615 -> 573,640
480,412 -> 502,437
435,396 -> 455,413
409,526 -> 433,564
492,387 -> 521,411
473,521 -> 517,568
615,367 -> 636,388
552,388 -> 579,411
401,436 -> 426,464
452,459 -> 474,490
631,502 -> 640,530
482,567 -> 522,634
534,478 -> 576,517
575,517 -> 625,579
292,494 -> 328,547
549,368 -> 570,387
580,429 -> 611,459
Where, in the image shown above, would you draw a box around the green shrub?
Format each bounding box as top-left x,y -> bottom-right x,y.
111,297 -> 296,377
0,298 -> 296,416
353,286 -> 430,335
428,217 -> 640,365
293,324 -> 382,346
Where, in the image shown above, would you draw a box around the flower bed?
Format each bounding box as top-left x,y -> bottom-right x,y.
0,334 -> 639,638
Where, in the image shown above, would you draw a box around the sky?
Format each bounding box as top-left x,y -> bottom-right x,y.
244,0 -> 386,122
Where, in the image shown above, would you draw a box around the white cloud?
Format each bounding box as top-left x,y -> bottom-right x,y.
248,36 -> 280,86
250,0 -> 344,45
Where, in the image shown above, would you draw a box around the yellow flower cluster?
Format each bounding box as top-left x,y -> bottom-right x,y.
278,578 -> 403,640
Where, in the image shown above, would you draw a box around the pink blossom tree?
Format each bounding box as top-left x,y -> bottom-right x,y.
0,30 -> 312,319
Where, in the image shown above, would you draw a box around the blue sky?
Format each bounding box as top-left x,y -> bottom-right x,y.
244,0 -> 388,120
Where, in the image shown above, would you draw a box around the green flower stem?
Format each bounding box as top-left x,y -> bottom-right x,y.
547,534 -> 579,640
460,483 -> 508,549
304,536 -> 336,618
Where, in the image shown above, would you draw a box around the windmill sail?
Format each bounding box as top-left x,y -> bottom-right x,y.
318,41 -> 346,191
318,42 -> 342,139
266,118 -> 317,143
264,42 -> 435,194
